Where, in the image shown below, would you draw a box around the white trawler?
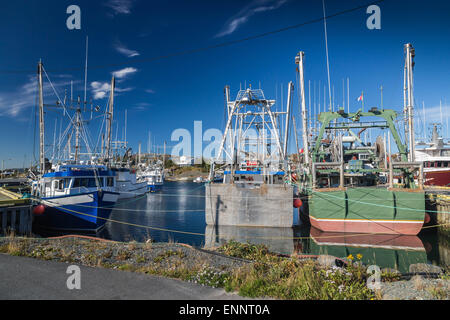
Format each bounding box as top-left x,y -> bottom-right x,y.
415,124 -> 450,186
137,160 -> 165,192
32,62 -> 120,232
113,166 -> 148,199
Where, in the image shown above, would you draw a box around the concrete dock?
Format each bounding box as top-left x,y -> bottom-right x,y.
0,187 -> 32,235
205,183 -> 294,228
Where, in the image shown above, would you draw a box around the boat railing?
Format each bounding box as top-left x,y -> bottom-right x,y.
311,161 -> 424,190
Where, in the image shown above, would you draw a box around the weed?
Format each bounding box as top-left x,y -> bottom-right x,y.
153,249 -> 185,263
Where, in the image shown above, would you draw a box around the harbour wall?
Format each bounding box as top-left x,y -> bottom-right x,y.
205,183 -> 295,228
426,190 -> 450,233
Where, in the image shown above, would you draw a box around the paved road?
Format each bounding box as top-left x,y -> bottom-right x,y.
0,254 -> 245,300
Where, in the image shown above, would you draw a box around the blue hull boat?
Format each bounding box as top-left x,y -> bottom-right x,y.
147,184 -> 163,192
32,164 -> 120,233
34,190 -> 119,232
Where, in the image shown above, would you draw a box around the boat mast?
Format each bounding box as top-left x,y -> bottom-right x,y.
163,141 -> 166,169
422,101 -> 426,141
296,51 -> 310,165
38,61 -> 45,175
405,43 -> 416,161
138,142 -> 141,164
283,81 -> 293,158
74,105 -> 81,162
105,76 -> 115,166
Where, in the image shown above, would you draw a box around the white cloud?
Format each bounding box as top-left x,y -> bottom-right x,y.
90,81 -> 134,100
104,0 -> 135,16
112,67 -> 138,79
133,102 -> 152,111
114,41 -> 140,58
145,89 -> 155,94
0,75 -> 78,117
215,0 -> 288,38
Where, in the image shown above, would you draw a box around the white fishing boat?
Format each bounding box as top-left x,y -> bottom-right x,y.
113,167 -> 148,199
32,58 -> 120,232
32,164 -> 119,232
137,161 -> 164,192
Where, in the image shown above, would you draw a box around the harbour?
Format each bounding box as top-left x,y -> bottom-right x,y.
1,0 -> 450,303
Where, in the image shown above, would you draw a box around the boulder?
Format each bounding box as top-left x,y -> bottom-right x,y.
409,263 -> 443,275
317,255 -> 339,268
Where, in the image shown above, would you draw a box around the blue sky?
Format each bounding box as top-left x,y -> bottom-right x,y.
0,0 -> 449,168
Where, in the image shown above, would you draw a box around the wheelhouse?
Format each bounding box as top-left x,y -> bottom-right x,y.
32,165 -> 116,198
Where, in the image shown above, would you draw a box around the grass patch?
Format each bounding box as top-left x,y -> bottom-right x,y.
427,284 -> 449,300
153,249 -> 185,263
217,240 -> 376,300
0,239 -> 29,256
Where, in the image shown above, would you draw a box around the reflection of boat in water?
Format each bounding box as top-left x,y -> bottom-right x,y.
307,227 -> 428,273
205,224 -> 295,255
193,176 -> 206,183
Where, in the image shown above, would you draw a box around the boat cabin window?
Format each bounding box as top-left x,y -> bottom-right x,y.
53,179 -> 67,191
72,178 -> 100,188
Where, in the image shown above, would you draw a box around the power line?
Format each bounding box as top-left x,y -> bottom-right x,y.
0,0 -> 385,75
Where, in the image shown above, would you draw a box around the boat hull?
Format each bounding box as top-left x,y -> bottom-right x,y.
117,182 -> 148,199
306,187 -> 425,235
147,183 -> 163,192
424,169 -> 450,187
34,190 -> 119,232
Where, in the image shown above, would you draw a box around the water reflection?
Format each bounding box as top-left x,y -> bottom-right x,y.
304,227 -> 428,273
205,225 -> 296,255
101,181 -> 206,244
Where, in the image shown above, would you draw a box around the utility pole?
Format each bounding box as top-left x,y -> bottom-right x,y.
38,61 -> 45,175
296,51 -> 310,165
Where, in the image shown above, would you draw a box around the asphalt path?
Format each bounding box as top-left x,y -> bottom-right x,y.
0,254 -> 245,300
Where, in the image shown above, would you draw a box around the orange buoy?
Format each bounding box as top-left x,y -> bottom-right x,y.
293,198 -> 302,208
33,204 -> 45,216
291,173 -> 298,182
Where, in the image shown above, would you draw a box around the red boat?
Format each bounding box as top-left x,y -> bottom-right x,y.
415,124 -> 450,187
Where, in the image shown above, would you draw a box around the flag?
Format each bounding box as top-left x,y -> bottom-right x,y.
357,93 -> 364,102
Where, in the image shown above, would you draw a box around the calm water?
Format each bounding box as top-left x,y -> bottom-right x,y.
95,181 -> 448,273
